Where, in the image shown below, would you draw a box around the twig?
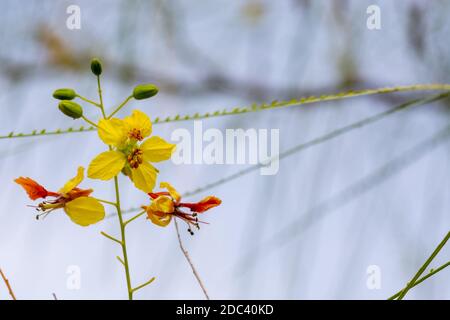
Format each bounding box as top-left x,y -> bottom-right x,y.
174,219 -> 210,300
52,292 -> 58,300
388,261 -> 450,300
0,268 -> 17,300
100,231 -> 123,245
396,231 -> 450,299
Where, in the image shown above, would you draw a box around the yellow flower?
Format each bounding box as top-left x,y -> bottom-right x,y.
144,182 -> 222,233
87,110 -> 176,193
15,167 -> 105,227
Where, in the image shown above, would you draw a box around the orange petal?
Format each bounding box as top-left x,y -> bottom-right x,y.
148,191 -> 170,199
14,177 -> 58,200
179,196 -> 222,213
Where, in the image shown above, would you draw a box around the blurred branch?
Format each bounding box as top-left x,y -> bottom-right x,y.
174,218 -> 210,300
0,268 -> 17,300
236,122 -> 450,275
2,85 -> 450,140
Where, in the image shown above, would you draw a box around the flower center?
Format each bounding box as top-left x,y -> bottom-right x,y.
127,148 -> 143,169
128,128 -> 143,141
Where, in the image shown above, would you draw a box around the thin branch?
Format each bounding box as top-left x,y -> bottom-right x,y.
2,84 -> 450,140
388,261 -> 450,300
124,210 -> 146,227
100,231 -> 123,245
174,219 -> 210,300
116,256 -> 125,267
52,292 -> 58,300
235,123 -> 450,275
81,115 -> 98,128
131,277 -> 156,293
76,94 -> 101,108
396,231 -> 450,300
0,268 -> 17,300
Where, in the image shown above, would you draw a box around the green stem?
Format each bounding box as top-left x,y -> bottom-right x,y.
95,198 -> 118,207
100,231 -> 122,245
124,210 -> 146,227
132,277 -> 156,293
107,95 -> 133,119
95,74 -> 133,299
76,94 -> 101,108
396,231 -> 450,300
81,115 -> 98,128
116,256 -> 125,267
388,261 -> 450,300
114,176 -> 133,300
97,76 -> 106,118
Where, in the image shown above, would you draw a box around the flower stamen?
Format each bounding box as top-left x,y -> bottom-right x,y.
128,128 -> 144,141
127,149 -> 143,169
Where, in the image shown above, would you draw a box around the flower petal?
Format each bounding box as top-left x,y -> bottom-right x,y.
88,151 -> 126,180
124,110 -> 152,139
160,182 -> 181,203
147,211 -> 172,227
98,118 -> 127,147
141,136 -> 175,163
151,196 -> 175,213
180,196 -> 222,213
64,197 -> 105,226
131,162 -> 157,193
59,166 -> 84,195
14,177 -> 58,200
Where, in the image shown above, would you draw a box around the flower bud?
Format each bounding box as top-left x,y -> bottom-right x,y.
53,88 -> 76,100
132,84 -> 159,100
58,101 -> 83,119
90,58 -> 102,76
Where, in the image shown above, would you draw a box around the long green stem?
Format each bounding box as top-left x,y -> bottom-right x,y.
114,176 -> 133,300
96,75 -> 133,300
388,261 -> 450,300
396,231 -> 450,300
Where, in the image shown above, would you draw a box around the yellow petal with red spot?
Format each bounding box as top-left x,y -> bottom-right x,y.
160,182 -> 181,203
59,166 -> 84,195
64,197 -> 105,226
88,151 -> 126,180
151,196 -> 175,213
148,210 -> 172,227
130,161 -> 157,193
124,110 -> 152,139
141,136 -> 175,162
98,118 -> 127,147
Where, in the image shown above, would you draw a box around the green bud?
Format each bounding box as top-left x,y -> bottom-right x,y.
90,58 -> 102,76
58,101 -> 83,119
53,88 -> 76,100
132,84 -> 159,100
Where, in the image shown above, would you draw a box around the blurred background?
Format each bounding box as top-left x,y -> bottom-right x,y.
1,0 -> 450,299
